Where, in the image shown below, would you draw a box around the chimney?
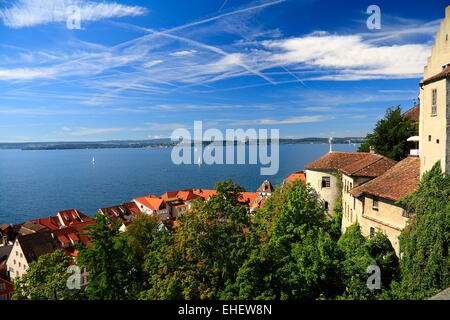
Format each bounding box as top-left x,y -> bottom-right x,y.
369,146 -> 375,154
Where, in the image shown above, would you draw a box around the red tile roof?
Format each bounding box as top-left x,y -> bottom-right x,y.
133,196 -> 164,211
402,104 -> 420,122
350,157 -> 420,200
122,201 -> 140,213
305,152 -> 376,171
192,189 -> 217,200
340,154 -> 397,177
284,171 -> 306,182
57,209 -> 92,227
31,216 -> 62,230
240,192 -> 258,207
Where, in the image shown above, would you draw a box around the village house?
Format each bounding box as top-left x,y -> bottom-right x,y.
6,231 -> 59,281
133,195 -> 170,217
349,157 -> 420,255
339,153 -> 397,231
304,150 -> 381,216
304,5 -> 450,255
99,201 -> 141,232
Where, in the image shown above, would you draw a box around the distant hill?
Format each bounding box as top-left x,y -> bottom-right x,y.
0,137 -> 364,150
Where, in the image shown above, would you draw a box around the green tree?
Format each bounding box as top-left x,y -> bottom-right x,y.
76,213 -> 134,299
230,180 -> 341,300
141,179 -> 252,300
392,162 -> 450,299
337,225 -> 399,300
12,250 -> 73,300
358,106 -> 416,160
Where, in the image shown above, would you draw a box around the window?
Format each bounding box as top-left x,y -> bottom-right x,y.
369,227 -> 376,238
324,201 -> 329,211
428,135 -> 432,142
0,294 -> 7,300
321,176 -> 331,188
372,196 -> 379,210
436,139 -> 440,144
0,283 -> 5,291
431,89 -> 437,115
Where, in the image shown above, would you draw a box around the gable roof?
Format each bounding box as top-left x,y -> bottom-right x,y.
284,171 -> 306,182
133,196 -> 164,211
122,201 -> 141,213
340,154 -> 397,177
350,157 -> 420,201
305,151 -> 378,171
0,245 -> 12,264
16,231 -> 58,263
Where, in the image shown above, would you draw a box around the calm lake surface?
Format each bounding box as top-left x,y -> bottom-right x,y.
0,144 -> 358,224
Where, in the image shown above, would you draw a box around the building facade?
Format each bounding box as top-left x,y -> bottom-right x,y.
419,6 -> 450,175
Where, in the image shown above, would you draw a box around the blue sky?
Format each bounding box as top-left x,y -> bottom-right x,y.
0,0 -> 448,142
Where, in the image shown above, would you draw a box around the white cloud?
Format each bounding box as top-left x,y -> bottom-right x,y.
169,50 -> 197,57
263,32 -> 431,79
0,0 -> 147,28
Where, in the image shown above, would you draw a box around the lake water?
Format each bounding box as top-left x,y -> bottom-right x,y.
0,144 -> 358,224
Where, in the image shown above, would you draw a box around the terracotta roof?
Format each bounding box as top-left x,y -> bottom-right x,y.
305,152 -> 377,171
16,231 -> 58,263
192,189 -> 217,200
340,154 -> 397,177
122,201 -> 141,213
161,190 -> 201,201
284,171 -> 306,182
134,196 -> 164,211
350,157 -> 420,201
240,192 -> 258,206
421,65 -> 450,86
57,209 -> 92,227
31,216 -> 62,230
402,104 -> 420,122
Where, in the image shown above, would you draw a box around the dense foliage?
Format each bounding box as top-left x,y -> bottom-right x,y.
358,106 -> 417,160
12,250 -> 73,300
14,170 -> 448,300
389,162 -> 450,299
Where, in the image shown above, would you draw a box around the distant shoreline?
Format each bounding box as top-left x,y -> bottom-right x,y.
0,137 -> 364,151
